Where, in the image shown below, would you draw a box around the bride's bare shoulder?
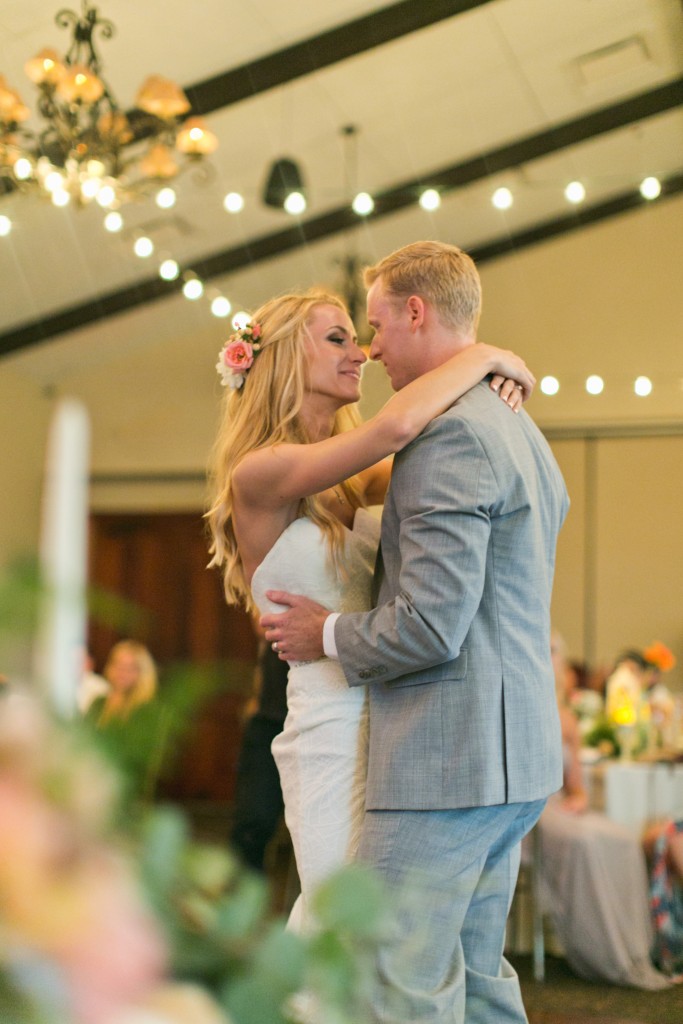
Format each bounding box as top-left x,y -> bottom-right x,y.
233,444 -> 298,507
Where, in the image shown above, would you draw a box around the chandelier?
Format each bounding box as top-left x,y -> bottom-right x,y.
0,1 -> 218,210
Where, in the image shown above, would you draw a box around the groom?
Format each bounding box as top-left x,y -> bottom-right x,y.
262,241 -> 569,1023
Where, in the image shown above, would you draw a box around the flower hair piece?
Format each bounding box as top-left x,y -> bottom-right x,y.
216,320 -> 263,389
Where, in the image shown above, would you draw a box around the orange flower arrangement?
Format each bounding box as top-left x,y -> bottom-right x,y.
643,641 -> 677,673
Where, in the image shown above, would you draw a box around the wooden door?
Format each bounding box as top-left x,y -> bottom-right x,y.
88,512 -> 258,802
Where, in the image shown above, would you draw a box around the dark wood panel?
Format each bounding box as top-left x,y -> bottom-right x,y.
88,512 -> 258,802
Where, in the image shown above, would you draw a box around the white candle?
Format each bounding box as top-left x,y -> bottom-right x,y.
34,399 -> 90,717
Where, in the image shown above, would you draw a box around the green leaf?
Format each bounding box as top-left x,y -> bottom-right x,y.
223,976 -> 288,1024
183,843 -> 239,897
251,923 -> 307,992
139,804 -> 189,895
215,872 -> 269,939
306,930 -> 356,1003
311,863 -> 387,937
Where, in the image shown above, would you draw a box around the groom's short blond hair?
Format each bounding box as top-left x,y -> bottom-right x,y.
364,241 -> 482,335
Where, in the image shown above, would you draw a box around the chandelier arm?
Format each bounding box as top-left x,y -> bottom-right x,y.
57,3 -> 116,74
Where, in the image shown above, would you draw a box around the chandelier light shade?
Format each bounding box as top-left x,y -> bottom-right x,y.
0,1 -> 218,210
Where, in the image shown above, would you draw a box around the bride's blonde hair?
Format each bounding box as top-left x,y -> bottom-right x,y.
206,289 -> 362,610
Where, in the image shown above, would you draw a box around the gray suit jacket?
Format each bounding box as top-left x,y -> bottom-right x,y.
335,379 -> 569,810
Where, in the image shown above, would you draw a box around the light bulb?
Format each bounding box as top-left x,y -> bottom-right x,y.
155,187 -> 176,209
352,191 -> 374,216
211,296 -> 232,318
14,158 -> 33,181
232,311 -> 250,330
51,188 -> 71,207
585,375 -> 604,395
183,277 -> 204,300
540,376 -> 560,396
80,177 -> 101,200
564,181 -> 586,204
104,211 -> 123,232
44,170 -> 65,192
159,259 -> 179,281
639,177 -> 661,200
96,183 -> 116,207
284,191 -> 306,215
134,236 -> 154,258
634,375 -> 652,396
223,192 -> 244,213
419,188 -> 441,211
492,187 -> 513,210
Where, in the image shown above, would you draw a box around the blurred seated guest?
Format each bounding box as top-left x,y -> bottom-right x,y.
86,640 -> 162,801
564,658 -> 604,739
565,658 -> 591,695
644,818 -> 683,978
642,642 -> 677,748
90,640 -> 157,726
534,632 -> 671,988
231,641 -> 288,872
77,649 -> 109,714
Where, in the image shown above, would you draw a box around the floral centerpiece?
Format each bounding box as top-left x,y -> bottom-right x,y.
584,642 -> 679,758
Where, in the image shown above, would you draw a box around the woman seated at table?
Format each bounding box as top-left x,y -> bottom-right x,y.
534,633 -> 671,989
644,818 -> 683,979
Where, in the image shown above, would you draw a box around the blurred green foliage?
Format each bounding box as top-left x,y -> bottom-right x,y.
0,558 -> 390,1024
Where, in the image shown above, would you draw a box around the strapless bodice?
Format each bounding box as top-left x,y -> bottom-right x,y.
251,507 -> 379,621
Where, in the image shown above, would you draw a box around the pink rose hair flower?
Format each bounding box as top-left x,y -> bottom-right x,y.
223,339 -> 254,372
215,320 -> 263,388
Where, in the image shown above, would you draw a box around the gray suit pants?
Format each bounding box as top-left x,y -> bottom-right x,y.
358,799 -> 546,1023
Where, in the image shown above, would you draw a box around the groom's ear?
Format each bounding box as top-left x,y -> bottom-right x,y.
406,294 -> 425,331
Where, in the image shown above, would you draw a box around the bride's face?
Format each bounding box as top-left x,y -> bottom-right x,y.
305,304 -> 366,406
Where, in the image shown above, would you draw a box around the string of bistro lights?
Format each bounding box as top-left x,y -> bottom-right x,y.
0,0 -> 677,392
0,171 -> 671,401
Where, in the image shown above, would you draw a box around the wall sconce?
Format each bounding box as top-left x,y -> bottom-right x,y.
262,157 -> 307,214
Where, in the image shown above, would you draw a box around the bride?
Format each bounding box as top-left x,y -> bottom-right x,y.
206,288 -> 533,930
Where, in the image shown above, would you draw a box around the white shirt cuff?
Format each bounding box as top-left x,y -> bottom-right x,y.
323,613 -> 341,659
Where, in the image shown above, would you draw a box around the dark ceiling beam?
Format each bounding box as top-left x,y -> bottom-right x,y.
181,1 -> 496,116
2,76 -> 682,357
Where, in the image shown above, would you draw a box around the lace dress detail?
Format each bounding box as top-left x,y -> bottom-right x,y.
251,509 -> 379,932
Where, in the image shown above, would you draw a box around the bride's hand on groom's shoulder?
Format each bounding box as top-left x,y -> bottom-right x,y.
260,593 -> 329,662
481,342 -> 535,406
489,375 -> 526,412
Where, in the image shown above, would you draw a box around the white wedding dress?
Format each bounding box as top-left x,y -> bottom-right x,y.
251,508 -> 380,932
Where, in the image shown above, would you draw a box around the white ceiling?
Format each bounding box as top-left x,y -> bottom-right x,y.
1,0 -> 682,389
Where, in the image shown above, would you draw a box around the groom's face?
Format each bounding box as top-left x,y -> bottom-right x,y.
366,281 -> 417,391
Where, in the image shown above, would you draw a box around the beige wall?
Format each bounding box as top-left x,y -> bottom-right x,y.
0,367 -> 51,562
549,438 -> 587,659
548,433 -> 683,689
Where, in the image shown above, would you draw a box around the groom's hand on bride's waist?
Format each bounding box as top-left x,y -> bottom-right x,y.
261,592 -> 329,662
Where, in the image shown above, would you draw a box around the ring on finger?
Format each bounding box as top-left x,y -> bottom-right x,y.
272,641 -> 278,652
